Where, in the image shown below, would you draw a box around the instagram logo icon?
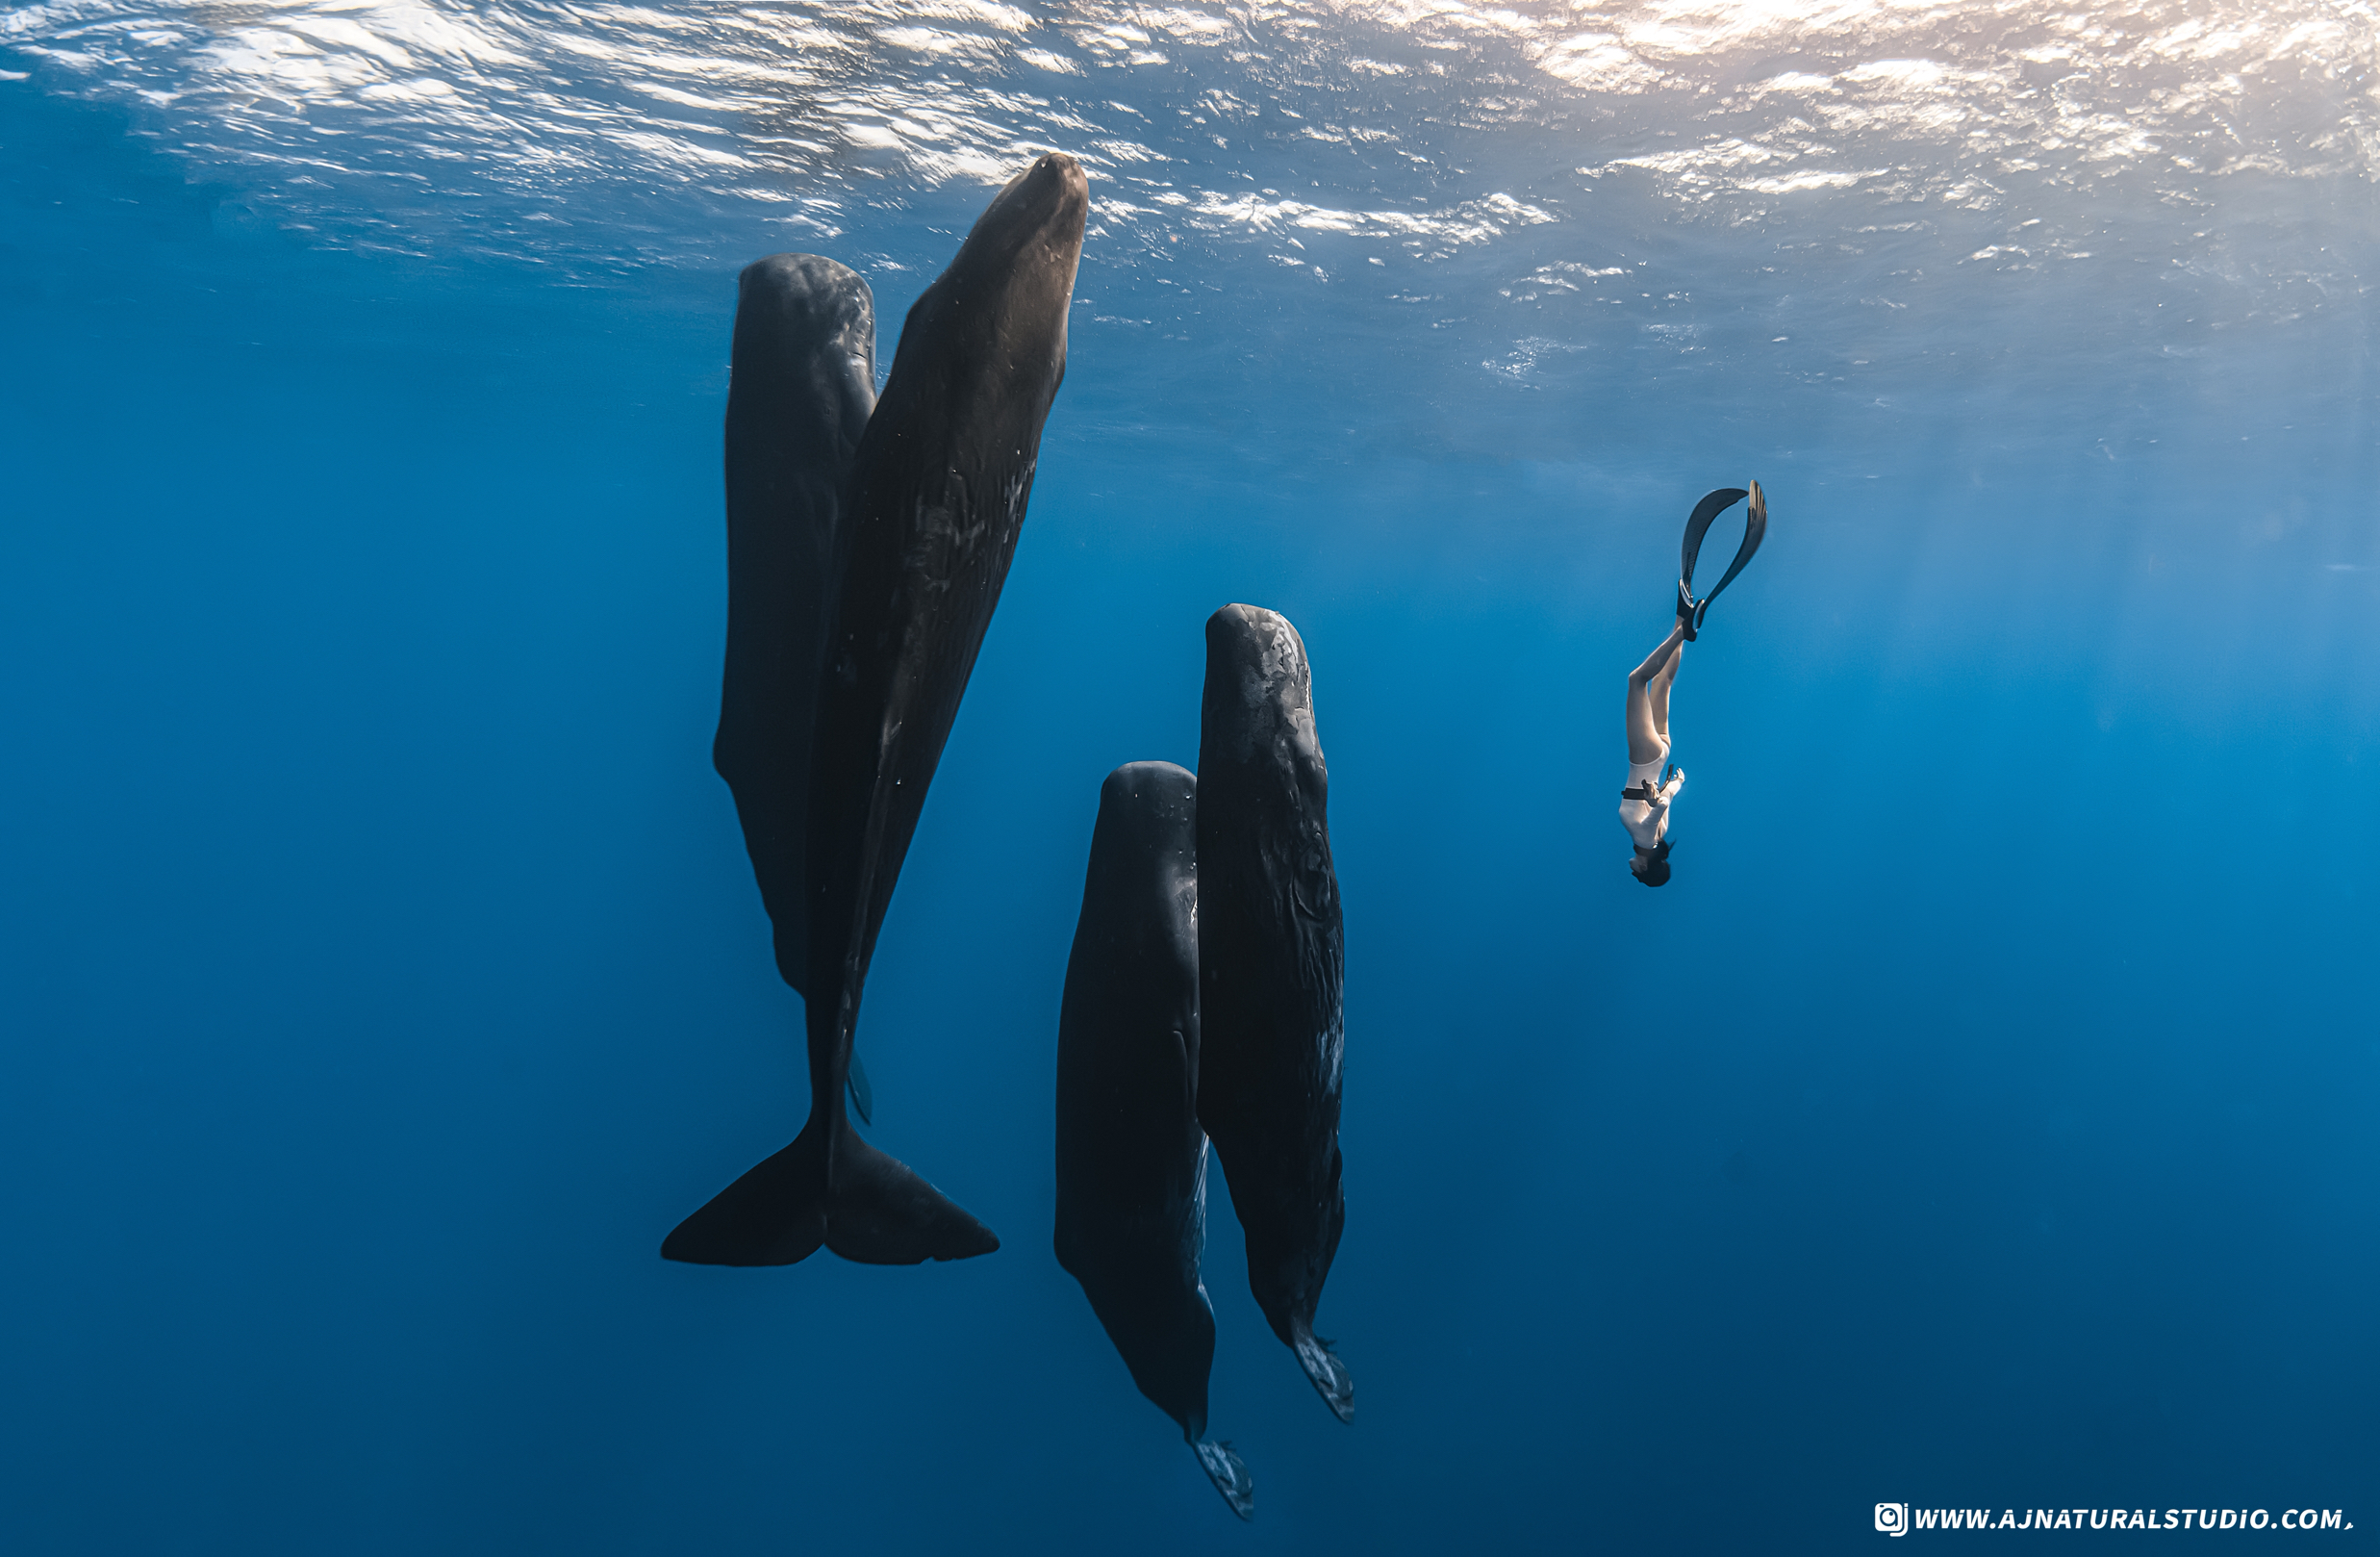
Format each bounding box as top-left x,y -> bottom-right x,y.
1876,1504 -> 1909,1538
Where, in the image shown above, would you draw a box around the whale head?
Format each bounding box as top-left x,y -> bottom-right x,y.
959,151 -> 1090,274
1202,604 -> 1328,814
875,150 -> 1090,439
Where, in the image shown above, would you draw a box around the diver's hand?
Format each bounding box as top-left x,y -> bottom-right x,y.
1748,478 -> 1766,525
1660,767 -> 1684,800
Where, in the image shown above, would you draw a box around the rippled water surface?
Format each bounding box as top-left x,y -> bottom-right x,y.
12,0 -> 2377,385
3,2 -> 2377,1552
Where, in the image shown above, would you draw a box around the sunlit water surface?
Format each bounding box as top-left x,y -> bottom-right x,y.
3,1 -> 2376,1551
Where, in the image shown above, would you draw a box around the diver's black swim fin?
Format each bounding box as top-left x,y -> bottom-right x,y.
1678,483 -> 1766,631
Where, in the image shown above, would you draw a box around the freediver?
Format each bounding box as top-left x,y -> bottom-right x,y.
1620,616 -> 1685,887
1622,478 -> 1766,888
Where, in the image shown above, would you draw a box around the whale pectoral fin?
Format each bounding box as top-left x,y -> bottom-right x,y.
661,1130 -> 829,1266
847,1052 -> 874,1125
1293,1330 -> 1355,1424
821,1132 -> 1000,1264
1192,1441 -> 1254,1521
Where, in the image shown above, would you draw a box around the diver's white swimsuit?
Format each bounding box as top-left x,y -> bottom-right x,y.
1619,739 -> 1681,852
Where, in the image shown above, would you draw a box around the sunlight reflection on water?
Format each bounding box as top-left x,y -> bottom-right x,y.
4,0 -> 2372,474
6,0 -> 2372,267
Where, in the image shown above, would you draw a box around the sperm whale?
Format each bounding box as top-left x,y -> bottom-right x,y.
1194,604 -> 1355,1421
1056,761 -> 1255,1519
665,152 -> 1091,1266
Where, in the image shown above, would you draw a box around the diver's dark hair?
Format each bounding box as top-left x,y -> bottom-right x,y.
1632,838 -> 1673,888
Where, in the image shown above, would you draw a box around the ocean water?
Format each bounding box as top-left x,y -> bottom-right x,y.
3,2 -> 2376,1550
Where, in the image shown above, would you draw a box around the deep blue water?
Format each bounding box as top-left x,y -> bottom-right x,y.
4,10 -> 2378,1549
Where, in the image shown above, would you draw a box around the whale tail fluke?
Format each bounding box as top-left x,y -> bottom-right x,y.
820,1131 -> 1001,1263
1192,1441 -> 1254,1520
1292,1326 -> 1355,1424
662,1123 -> 999,1266
660,1132 -> 827,1265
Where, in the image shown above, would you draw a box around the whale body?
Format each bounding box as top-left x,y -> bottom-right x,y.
1194,604 -> 1355,1422
710,252 -> 875,1001
1054,761 -> 1254,1519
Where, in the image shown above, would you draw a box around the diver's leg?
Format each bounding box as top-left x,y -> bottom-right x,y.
1627,622 -> 1686,767
1649,636 -> 1682,746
